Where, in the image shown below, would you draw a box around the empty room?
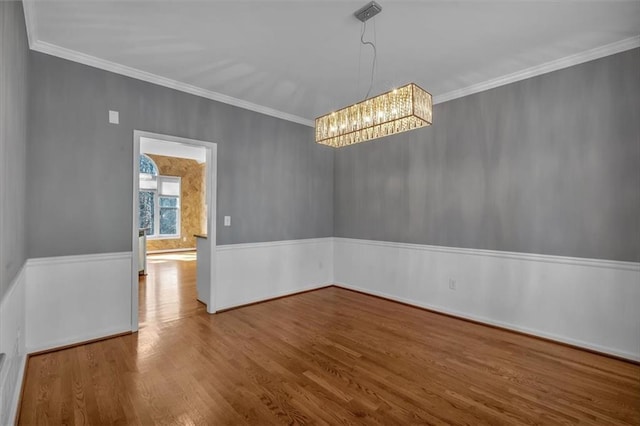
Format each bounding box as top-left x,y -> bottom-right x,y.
1,0 -> 639,424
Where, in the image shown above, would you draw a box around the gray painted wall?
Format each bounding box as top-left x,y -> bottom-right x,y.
335,49 -> 640,262
18,31 -> 640,262
27,53 -> 333,258
0,1 -> 29,298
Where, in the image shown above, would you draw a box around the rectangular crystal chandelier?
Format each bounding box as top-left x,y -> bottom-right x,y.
315,83 -> 432,148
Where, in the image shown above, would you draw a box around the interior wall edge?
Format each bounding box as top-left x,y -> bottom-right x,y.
1,0 -> 29,303
0,262 -> 27,426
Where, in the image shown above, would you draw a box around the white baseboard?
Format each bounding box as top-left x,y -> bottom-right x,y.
334,281 -> 638,361
216,238 -> 333,311
26,252 -> 133,353
26,327 -> 131,354
218,283 -> 332,312
5,233 -> 637,426
0,263 -> 27,425
334,238 -> 640,361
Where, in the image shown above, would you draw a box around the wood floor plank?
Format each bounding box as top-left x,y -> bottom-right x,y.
18,252 -> 640,425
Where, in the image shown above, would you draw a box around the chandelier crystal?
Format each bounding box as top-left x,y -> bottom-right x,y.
315,83 -> 432,148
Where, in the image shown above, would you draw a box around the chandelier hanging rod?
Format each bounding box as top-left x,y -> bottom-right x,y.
314,1 -> 433,148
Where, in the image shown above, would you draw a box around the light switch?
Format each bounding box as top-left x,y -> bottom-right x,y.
109,110 -> 119,124
224,216 -> 231,227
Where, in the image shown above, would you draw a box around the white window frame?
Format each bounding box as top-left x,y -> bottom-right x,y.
139,173 -> 182,240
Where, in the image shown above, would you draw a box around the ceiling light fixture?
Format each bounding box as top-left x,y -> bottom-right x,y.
315,1 -> 432,148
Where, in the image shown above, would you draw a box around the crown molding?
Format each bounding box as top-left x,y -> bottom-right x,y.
21,0 -> 38,48
21,0 -> 316,127
433,36 -> 640,105
28,39 -> 315,127
21,0 -> 639,126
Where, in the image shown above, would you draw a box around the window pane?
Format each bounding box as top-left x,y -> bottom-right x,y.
159,196 -> 178,207
159,178 -> 180,196
139,154 -> 158,175
159,208 -> 178,235
139,191 -> 155,235
139,175 -> 157,190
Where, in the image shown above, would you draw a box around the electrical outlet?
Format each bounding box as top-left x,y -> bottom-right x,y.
448,278 -> 456,290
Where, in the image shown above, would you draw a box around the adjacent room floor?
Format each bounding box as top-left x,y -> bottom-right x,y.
18,254 -> 640,424
138,251 -> 203,327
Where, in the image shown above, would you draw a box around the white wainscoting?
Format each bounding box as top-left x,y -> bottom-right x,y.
26,252 -> 132,353
0,263 -> 26,426
334,238 -> 640,361
216,238 -> 333,311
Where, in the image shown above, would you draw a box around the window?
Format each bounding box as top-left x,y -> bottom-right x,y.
138,154 -> 181,238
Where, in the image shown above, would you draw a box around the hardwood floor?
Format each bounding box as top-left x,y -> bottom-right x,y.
138,251 -> 204,327
19,254 -> 640,425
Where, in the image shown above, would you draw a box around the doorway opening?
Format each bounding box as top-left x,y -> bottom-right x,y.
139,251 -> 200,327
132,131 -> 217,331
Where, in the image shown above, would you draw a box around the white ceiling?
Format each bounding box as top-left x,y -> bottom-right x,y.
23,1 -> 640,126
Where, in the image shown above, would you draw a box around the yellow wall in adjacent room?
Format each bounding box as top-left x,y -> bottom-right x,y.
146,154 -> 206,252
